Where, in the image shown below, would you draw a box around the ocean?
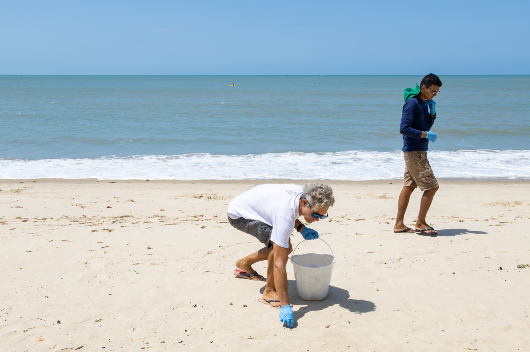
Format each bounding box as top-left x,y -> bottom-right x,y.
1,75 -> 529,180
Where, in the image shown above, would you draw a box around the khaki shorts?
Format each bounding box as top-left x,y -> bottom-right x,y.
403,151 -> 439,191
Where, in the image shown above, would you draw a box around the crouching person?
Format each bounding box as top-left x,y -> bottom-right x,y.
227,183 -> 335,328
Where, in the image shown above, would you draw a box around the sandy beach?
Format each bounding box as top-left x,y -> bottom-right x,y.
1,179 -> 529,351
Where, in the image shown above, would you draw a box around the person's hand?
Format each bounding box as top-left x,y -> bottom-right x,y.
426,131 -> 437,142
426,99 -> 436,115
279,305 -> 294,328
301,226 -> 319,240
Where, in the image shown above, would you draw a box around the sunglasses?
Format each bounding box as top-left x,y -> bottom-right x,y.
428,87 -> 440,96
307,201 -> 328,219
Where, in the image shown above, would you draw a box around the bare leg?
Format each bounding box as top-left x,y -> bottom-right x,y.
394,186 -> 416,232
262,240 -> 292,307
265,248 -> 276,290
416,187 -> 439,234
235,246 -> 272,280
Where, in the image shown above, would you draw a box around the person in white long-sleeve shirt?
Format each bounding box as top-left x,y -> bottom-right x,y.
227,183 -> 335,328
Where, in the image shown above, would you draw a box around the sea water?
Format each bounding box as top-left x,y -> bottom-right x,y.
1,75 -> 529,180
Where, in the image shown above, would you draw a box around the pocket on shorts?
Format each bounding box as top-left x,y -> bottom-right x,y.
419,169 -> 434,181
418,169 -> 438,190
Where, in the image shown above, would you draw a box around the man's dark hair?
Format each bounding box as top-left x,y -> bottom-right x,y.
420,73 -> 442,89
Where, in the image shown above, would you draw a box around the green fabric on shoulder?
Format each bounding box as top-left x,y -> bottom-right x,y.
404,84 -> 420,102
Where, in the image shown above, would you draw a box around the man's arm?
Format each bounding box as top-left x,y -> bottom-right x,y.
400,100 -> 424,138
294,219 -> 304,232
427,113 -> 436,131
272,242 -> 290,306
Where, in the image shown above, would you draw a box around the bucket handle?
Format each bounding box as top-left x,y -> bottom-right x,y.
292,238 -> 334,258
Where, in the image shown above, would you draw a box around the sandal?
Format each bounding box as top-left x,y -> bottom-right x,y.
234,269 -> 266,281
394,227 -> 415,233
416,226 -> 438,236
257,298 -> 281,309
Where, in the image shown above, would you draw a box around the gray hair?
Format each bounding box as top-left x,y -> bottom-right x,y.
301,183 -> 335,210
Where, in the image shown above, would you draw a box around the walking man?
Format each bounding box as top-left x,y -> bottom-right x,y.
228,183 -> 335,328
394,73 -> 442,236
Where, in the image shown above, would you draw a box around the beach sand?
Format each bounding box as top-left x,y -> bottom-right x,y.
1,179 -> 529,351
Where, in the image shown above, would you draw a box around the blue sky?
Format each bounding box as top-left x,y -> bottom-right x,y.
1,0 -> 528,75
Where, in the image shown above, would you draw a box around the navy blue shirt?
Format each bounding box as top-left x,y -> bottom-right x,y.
400,96 -> 436,151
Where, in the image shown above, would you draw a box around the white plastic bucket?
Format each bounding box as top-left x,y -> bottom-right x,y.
290,239 -> 335,301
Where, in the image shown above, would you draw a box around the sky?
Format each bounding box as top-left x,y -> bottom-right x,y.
1,0 -> 529,75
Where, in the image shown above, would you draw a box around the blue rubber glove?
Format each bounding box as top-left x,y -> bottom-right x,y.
425,99 -> 436,115
279,305 -> 294,328
301,226 -> 319,240
426,131 -> 437,142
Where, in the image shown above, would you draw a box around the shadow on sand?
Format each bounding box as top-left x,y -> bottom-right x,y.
435,228 -> 488,237
261,281 -> 375,328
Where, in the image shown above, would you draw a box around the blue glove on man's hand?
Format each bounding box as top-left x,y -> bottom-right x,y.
426,131 -> 437,142
279,305 -> 294,328
426,99 -> 436,115
301,226 -> 319,240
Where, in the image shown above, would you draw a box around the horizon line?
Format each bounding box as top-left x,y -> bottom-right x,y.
2,74 -> 530,77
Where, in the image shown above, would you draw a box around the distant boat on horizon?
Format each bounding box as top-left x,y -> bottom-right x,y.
228,84 -> 237,86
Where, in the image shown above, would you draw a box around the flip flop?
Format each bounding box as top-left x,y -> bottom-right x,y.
233,269 -> 266,281
257,297 -> 281,309
394,227 -> 415,233
416,226 -> 438,236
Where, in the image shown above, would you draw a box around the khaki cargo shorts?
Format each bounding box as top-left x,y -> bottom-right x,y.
403,151 -> 439,191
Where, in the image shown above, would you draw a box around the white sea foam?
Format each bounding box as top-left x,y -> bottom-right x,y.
1,150 -> 529,180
